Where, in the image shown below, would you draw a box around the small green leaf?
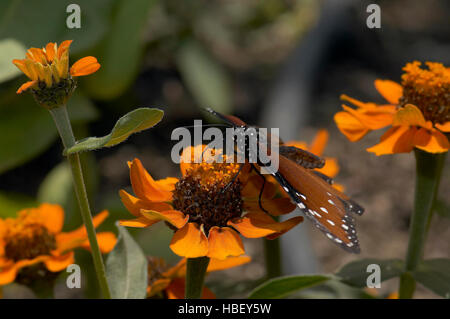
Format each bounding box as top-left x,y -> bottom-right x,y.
336,258 -> 404,288
106,224 -> 148,299
65,108 -> 163,154
412,259 -> 450,298
0,38 -> 26,83
176,40 -> 232,114
248,275 -> 331,299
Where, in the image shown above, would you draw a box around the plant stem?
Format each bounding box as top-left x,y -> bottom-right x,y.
264,215 -> 282,279
185,257 -> 210,299
398,149 -> 447,299
50,105 -> 111,299
264,238 -> 282,279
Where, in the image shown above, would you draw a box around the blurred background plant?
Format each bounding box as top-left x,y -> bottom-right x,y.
0,0 -> 449,298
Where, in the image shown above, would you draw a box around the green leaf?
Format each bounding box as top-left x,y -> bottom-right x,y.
0,0 -> 114,54
0,38 -> 26,83
335,258 -> 404,288
176,40 -> 232,114
37,162 -> 72,206
0,90 -> 98,173
65,108 -> 163,154
106,224 -> 148,299
248,275 -> 331,299
0,191 -> 36,218
412,259 -> 450,298
84,0 -> 157,99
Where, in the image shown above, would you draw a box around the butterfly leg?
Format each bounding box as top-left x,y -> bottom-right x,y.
251,164 -> 270,215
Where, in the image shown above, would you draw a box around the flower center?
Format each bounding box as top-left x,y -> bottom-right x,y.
4,223 -> 56,262
398,61 -> 450,124
172,158 -> 243,233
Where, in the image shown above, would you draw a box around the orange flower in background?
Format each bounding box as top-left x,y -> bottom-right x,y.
0,203 -> 116,286
119,146 -> 303,260
334,61 -> 450,155
285,129 -> 340,181
12,40 -> 100,94
147,255 -> 250,299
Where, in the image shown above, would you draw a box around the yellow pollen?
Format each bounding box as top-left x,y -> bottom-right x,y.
399,61 -> 450,124
173,152 -> 243,232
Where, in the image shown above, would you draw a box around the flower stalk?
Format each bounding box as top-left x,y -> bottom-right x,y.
49,105 -> 111,299
398,148 -> 447,298
185,257 -> 210,299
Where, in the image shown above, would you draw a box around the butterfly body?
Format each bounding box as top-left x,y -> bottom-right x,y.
204,108 -> 364,253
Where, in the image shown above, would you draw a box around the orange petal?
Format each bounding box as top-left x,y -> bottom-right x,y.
36,203 -> 65,234
44,252 -> 74,272
45,42 -> 57,62
435,122 -> 450,133
207,255 -> 251,272
141,210 -> 188,229
342,105 -> 395,130
316,157 -> 339,178
169,223 -> 208,258
56,211 -> 109,251
334,111 -> 370,142
70,56 -> 100,77
129,159 -> 174,202
244,197 -> 296,216
147,278 -> 171,297
374,79 -> 403,104
119,217 -> 158,228
0,263 -> 17,285
57,40 -> 73,59
162,259 -> 188,278
165,278 -> 216,299
16,80 -> 36,94
228,212 -> 303,239
207,227 -> 245,260
241,175 -> 277,199
308,129 -> 329,156
413,128 -> 450,153
392,104 -> 429,128
119,190 -> 172,217
367,126 -> 416,155
80,232 -> 117,253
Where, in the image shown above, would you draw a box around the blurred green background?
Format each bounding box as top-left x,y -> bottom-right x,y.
0,0 -> 449,298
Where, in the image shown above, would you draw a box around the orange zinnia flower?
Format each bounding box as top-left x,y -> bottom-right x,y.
334,61 -> 450,155
0,203 -> 116,286
147,255 -> 250,299
12,40 -> 100,108
119,146 -> 303,260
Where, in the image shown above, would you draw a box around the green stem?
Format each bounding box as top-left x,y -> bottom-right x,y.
49,105 -> 111,299
398,149 -> 446,299
264,238 -> 282,279
185,257 -> 210,299
264,215 -> 282,279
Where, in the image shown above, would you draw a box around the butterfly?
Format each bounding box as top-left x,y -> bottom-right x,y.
204,108 -> 364,253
